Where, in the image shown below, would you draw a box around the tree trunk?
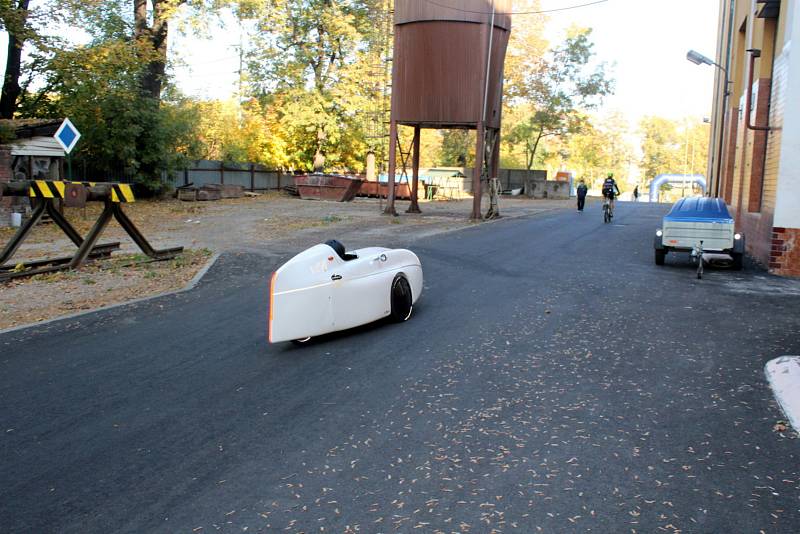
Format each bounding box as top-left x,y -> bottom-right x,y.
134,0 -> 176,101
529,130 -> 544,169
0,0 -> 31,119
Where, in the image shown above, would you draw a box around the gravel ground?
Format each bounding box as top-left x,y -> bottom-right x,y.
0,193 -> 574,330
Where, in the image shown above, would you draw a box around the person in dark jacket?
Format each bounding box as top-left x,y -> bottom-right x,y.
633,185 -> 639,202
576,179 -> 588,212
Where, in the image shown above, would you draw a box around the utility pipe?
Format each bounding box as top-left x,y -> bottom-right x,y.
745,49 -> 770,131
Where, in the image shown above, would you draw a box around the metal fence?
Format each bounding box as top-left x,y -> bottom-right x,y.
73,160 -> 292,192
496,169 -> 547,190
423,168 -> 548,192
72,160 -> 546,193
164,160 -> 292,191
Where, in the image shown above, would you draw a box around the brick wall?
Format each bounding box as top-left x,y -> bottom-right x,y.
732,99 -> 747,213
0,147 -> 12,226
733,76 -> 780,267
747,78 -> 771,212
770,228 -> 800,276
766,49 -> 800,277
722,107 -> 739,204
764,51 -> 787,218
726,63 -> 795,272
736,209 -> 775,266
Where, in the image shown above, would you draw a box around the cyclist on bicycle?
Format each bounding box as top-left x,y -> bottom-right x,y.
601,173 -> 621,216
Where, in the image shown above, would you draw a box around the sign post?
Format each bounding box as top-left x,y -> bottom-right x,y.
53,118 -> 81,180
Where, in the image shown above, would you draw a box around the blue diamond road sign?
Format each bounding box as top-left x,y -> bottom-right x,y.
54,118 -> 81,154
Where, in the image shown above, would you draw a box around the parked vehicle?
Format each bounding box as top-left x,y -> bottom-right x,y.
269,240 -> 423,343
654,197 -> 745,270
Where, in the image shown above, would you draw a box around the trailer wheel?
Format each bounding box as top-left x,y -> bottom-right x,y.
655,249 -> 666,266
389,275 -> 413,322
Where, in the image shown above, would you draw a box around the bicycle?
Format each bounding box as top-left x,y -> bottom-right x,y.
602,196 -> 613,223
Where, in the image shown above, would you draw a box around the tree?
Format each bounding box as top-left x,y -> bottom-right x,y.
193,98 -> 293,168
0,0 -> 31,118
507,28 -> 613,172
0,0 -> 125,117
551,111 -> 634,189
132,0 -> 264,101
132,0 -> 176,100
639,116 -> 710,190
502,2 -> 547,104
439,130 -> 474,168
18,14 -> 201,191
0,0 -> 77,118
639,116 -> 682,181
246,0 -> 379,171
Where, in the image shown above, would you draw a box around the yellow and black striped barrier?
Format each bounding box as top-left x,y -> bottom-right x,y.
25,180 -> 135,202
2,180 -> 136,204
1,179 -> 179,281
28,180 -> 66,199
110,183 -> 135,203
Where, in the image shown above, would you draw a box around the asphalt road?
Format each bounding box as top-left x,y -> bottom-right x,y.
2,201 -> 800,533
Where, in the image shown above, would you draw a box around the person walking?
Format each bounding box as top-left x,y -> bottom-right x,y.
576,179 -> 588,212
633,185 -> 639,202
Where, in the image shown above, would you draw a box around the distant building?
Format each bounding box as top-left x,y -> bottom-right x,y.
708,0 -> 800,276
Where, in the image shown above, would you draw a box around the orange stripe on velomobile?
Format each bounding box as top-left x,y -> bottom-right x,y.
268,271 -> 277,343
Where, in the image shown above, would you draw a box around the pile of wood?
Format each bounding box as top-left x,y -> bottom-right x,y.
176,183 -> 245,201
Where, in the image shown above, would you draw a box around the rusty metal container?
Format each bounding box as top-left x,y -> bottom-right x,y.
358,181 -> 411,200
294,174 -> 364,202
392,0 -> 511,129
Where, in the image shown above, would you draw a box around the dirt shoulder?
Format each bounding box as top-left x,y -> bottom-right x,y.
0,193 -> 572,330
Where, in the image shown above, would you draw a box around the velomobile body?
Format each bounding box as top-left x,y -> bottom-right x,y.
269,241 -> 423,343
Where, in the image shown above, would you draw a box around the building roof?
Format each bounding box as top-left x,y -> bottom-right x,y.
0,118 -> 64,140
420,167 -> 467,178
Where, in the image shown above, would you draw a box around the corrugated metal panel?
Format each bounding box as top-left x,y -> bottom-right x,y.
396,0 -> 512,30
663,221 -> 734,251
9,137 -> 65,157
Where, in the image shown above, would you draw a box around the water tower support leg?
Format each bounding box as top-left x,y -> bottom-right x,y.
485,129 -> 501,219
471,122 -> 485,220
490,129 -> 500,181
407,125 -> 422,213
384,119 -> 398,216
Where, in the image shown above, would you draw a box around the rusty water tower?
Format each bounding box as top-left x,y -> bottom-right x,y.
384,0 -> 512,219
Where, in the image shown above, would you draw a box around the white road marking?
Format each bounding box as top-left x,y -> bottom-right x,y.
765,355 -> 800,432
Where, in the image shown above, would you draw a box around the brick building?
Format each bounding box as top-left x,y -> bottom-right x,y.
708,0 -> 800,276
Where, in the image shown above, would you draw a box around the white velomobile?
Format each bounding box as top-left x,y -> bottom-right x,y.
268,240 -> 423,343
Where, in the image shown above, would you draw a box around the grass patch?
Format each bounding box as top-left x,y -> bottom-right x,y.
322,214 -> 342,224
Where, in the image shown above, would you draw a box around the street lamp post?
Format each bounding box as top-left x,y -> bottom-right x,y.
686,49 -> 729,198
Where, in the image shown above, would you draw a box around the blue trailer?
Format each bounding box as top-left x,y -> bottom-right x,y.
654,197 -> 745,271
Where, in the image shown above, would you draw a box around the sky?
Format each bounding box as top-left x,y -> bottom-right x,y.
0,0 -> 719,125
169,0 -> 721,125
540,0 -> 720,123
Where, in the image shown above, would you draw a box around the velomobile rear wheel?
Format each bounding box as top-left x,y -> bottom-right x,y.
389,275 -> 413,322
291,337 -> 311,345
